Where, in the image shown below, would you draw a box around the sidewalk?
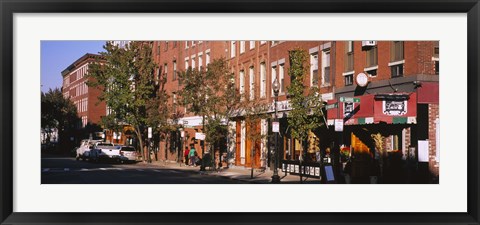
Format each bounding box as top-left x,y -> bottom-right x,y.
137,160 -> 322,184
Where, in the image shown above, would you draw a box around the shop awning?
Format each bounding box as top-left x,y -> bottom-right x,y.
326,92 -> 417,126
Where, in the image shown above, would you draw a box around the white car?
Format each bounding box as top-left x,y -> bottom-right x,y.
75,139 -> 101,161
117,146 -> 138,163
89,142 -> 118,162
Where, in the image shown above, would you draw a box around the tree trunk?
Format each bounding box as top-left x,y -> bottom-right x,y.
134,126 -> 145,163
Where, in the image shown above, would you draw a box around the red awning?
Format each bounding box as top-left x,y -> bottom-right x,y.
327,93 -> 417,125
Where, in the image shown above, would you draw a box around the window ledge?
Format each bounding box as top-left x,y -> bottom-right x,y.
388,60 -> 405,66
364,65 -> 378,71
342,71 -> 354,76
320,83 -> 331,88
432,57 -> 439,61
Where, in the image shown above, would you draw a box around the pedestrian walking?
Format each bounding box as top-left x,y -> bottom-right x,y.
183,146 -> 189,166
189,146 -> 196,166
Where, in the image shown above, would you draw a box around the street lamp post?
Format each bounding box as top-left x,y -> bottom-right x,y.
271,78 -> 281,183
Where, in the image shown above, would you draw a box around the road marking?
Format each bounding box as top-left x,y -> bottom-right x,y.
167,170 -> 181,174
42,168 -> 50,172
64,168 -> 70,171
136,169 -> 144,171
80,168 -> 89,171
100,168 -> 107,171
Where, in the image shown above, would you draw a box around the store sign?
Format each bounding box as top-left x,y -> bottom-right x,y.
344,102 -> 355,118
334,119 -> 344,132
195,132 -> 206,140
383,100 -> 407,116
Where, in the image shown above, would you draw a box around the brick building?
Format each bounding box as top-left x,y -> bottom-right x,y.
61,53 -> 107,131
150,40 -> 439,183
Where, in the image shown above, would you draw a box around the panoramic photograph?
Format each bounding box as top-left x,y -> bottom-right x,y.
41,40 -> 440,184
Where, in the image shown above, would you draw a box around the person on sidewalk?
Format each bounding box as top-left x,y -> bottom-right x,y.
189,146 -> 196,166
183,146 -> 189,166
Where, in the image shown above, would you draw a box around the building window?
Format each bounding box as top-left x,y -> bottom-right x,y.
279,64 -> 285,94
249,41 -> 255,50
173,41 -> 177,48
173,61 -> 177,80
322,50 -> 330,85
185,41 -> 189,49
390,41 -> 404,62
344,74 -> 353,86
240,70 -> 245,98
260,41 -> 267,45
260,62 -> 266,98
310,52 -> 319,86
198,54 -> 203,70
366,45 -> 378,67
156,44 -> 160,55
344,41 -> 354,72
191,41 -> 195,46
164,63 -> 168,81
271,41 -> 280,46
271,66 -> 277,96
206,51 -> 211,66
164,41 -> 168,51
191,57 -> 196,69
249,66 -> 255,100
240,41 -> 245,54
185,59 -> 189,70
391,64 -> 404,77
231,41 -> 236,58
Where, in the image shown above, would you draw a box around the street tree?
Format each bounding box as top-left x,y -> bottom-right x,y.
241,97 -> 269,178
286,49 -> 325,182
178,58 -> 239,170
41,88 -> 80,151
87,41 -> 158,162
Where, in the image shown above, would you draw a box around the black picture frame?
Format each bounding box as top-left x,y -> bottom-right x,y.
1,0 -> 479,224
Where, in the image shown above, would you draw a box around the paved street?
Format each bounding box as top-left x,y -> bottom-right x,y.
41,156 -> 243,184
41,155 -> 322,184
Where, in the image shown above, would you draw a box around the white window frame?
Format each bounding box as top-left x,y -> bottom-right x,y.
185,41 -> 189,49
279,63 -> 285,95
249,41 -> 255,50
191,56 -> 196,69
310,52 -> 319,86
206,49 -> 211,66
321,49 -> 331,86
260,41 -> 267,45
240,41 -> 245,54
231,41 -> 236,58
185,57 -> 189,70
271,65 -> 277,96
260,62 -> 266,98
198,53 -> 203,70
249,66 -> 255,100
240,70 -> 245,97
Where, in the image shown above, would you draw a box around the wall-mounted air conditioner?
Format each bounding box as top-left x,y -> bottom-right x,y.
362,41 -> 377,47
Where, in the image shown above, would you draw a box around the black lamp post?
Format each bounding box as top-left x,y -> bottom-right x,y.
271,78 -> 281,183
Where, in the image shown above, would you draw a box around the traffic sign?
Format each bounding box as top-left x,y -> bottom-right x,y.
272,122 -> 280,133
325,103 -> 338,110
339,97 -> 360,103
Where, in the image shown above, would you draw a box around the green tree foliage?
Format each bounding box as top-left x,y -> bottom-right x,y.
41,88 -> 80,147
241,97 -> 269,176
178,58 -> 240,165
87,41 -> 159,162
286,49 -> 325,160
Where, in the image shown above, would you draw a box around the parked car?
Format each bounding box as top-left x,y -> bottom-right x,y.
117,146 -> 138,163
89,142 -> 119,163
75,139 -> 102,161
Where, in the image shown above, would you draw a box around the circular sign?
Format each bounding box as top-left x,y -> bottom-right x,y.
356,72 -> 369,87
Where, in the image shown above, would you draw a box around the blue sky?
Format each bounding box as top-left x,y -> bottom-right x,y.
41,41 -> 106,93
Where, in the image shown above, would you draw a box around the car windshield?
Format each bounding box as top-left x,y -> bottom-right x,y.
121,147 -> 135,151
97,143 -> 113,147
